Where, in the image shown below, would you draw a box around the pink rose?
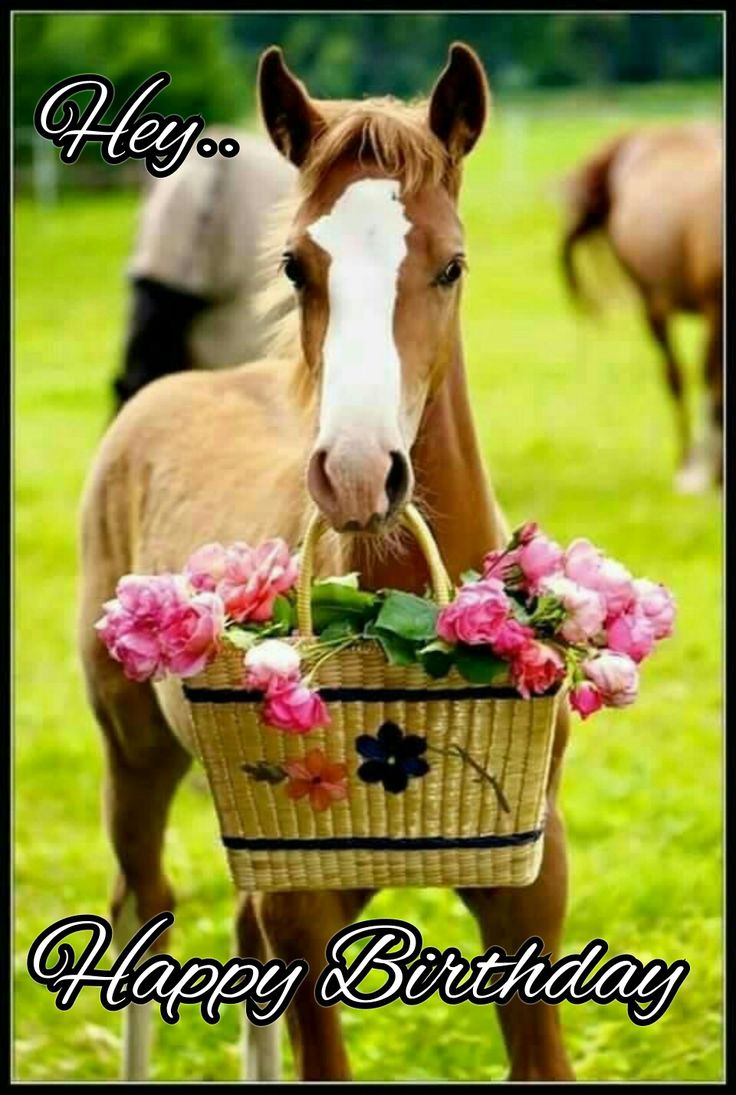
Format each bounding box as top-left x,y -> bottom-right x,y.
217,539 -> 299,623
184,543 -> 230,592
634,579 -> 676,640
489,617 -> 535,657
483,532 -> 564,591
95,574 -> 191,682
437,579 -> 512,645
96,574 -> 225,682
482,546 -> 521,583
262,677 -> 331,734
564,539 -> 635,620
159,592 -> 225,678
244,639 -> 301,691
511,641 -> 565,699
518,534 -> 564,590
595,559 -> 637,619
563,539 -> 603,587
115,573 -> 188,624
569,681 -> 603,720
541,574 -> 607,644
606,608 -> 656,664
96,603 -> 165,682
516,521 -> 539,545
583,652 -> 639,708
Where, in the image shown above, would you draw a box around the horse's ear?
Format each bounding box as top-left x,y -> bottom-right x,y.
258,46 -> 325,167
428,42 -> 490,159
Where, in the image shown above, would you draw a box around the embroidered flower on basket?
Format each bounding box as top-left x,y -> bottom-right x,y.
284,748 -> 349,811
355,721 -> 430,794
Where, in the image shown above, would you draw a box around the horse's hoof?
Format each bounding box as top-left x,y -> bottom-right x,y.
674,459 -> 714,495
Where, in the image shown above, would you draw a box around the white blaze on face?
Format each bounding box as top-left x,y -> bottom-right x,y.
308,178 -> 411,448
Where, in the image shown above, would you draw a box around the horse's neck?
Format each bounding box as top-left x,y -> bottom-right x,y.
347,342 -> 506,593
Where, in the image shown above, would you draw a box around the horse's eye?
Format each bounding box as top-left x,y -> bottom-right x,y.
282,253 -> 305,289
435,257 -> 465,288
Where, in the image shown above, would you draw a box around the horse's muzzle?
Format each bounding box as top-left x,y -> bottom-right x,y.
306,443 -> 412,532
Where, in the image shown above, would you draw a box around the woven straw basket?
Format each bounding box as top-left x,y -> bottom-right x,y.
182,505 -> 562,892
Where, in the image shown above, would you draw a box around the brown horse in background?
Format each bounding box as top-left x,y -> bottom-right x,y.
77,44 -> 575,1081
561,122 -> 723,492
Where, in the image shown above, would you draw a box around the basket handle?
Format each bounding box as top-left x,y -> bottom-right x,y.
296,503 -> 455,638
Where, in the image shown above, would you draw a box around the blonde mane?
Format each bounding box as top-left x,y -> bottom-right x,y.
304,96 -> 449,197
254,95 -> 455,368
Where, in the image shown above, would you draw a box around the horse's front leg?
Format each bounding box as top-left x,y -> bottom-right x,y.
259,888 -> 374,1081
460,804 -> 574,1081
460,705 -> 574,1082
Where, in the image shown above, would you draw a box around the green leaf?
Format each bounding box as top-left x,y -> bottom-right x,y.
241,762 -> 288,784
314,572 -> 360,589
417,638 -> 454,679
366,623 -> 419,667
374,590 -> 439,643
318,619 -> 359,644
224,627 -> 258,651
271,594 -> 295,633
529,593 -> 566,631
460,568 -> 481,585
509,595 -> 533,626
311,582 -> 378,633
455,644 -> 509,685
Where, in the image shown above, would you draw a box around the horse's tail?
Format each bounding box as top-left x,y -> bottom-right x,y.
560,134 -> 629,311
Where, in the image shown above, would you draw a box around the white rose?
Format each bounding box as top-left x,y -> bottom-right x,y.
244,639 -> 300,689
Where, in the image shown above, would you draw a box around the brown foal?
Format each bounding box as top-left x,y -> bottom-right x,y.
77,43 -> 574,1081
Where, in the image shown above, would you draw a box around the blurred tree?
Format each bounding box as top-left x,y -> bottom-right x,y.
14,13 -> 247,163
231,13 -> 452,99
529,14 -> 628,87
229,11 -> 722,99
13,11 -> 722,182
16,10 -> 723,132
621,13 -> 723,82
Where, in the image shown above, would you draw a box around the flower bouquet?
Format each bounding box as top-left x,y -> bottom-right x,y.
97,505 -> 675,892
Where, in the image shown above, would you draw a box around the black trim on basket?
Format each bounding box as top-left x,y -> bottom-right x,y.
183,684 -> 559,704
221,830 -> 544,852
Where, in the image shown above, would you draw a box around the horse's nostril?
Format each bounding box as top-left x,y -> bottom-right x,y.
307,448 -> 338,508
308,444 -> 411,529
385,451 -> 410,513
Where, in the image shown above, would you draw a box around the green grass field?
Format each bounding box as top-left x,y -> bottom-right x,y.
14,85 -> 723,1081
